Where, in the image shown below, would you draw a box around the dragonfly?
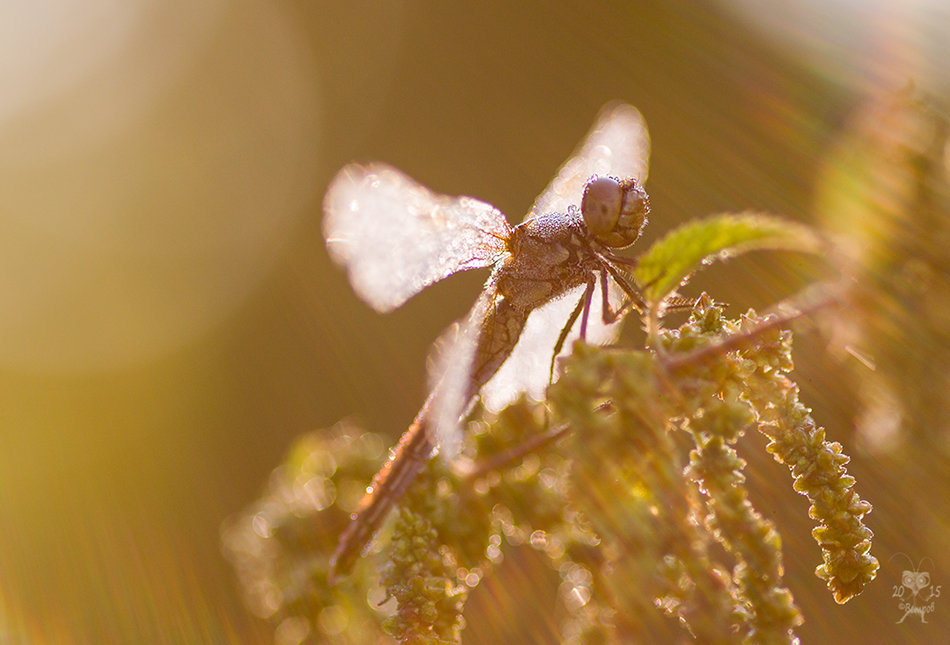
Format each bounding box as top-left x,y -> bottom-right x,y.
323,103 -> 682,581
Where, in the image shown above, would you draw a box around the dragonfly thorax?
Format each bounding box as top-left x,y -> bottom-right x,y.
581,176 -> 649,248
494,212 -> 596,309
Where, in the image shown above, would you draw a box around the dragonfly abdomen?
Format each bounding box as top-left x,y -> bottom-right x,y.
329,296 -> 534,581
329,395 -> 436,582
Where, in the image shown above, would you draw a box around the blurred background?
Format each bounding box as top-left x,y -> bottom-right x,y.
1,1 -> 949,642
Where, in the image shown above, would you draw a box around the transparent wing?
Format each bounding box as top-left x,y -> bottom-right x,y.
430,278 -> 627,457
323,163 -> 512,312
427,286 -> 497,459
480,278 -> 625,412
527,102 -> 650,221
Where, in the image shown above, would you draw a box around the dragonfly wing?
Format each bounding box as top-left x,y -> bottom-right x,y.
527,103 -> 650,221
480,279 -> 625,411
427,285 -> 497,459
323,163 -> 513,312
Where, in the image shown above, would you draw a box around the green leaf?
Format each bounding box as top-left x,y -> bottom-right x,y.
633,213 -> 823,305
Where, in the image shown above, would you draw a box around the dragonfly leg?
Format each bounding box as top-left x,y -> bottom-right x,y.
612,259 -> 699,313
600,270 -> 632,324
579,279 -> 593,339
665,294 -> 704,312
548,276 -> 596,386
605,253 -> 638,268
602,261 -> 645,313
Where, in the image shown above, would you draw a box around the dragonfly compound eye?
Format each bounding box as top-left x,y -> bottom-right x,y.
581,176 -> 649,248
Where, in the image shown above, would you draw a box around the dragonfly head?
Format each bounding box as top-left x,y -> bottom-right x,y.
581,176 -> 649,248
